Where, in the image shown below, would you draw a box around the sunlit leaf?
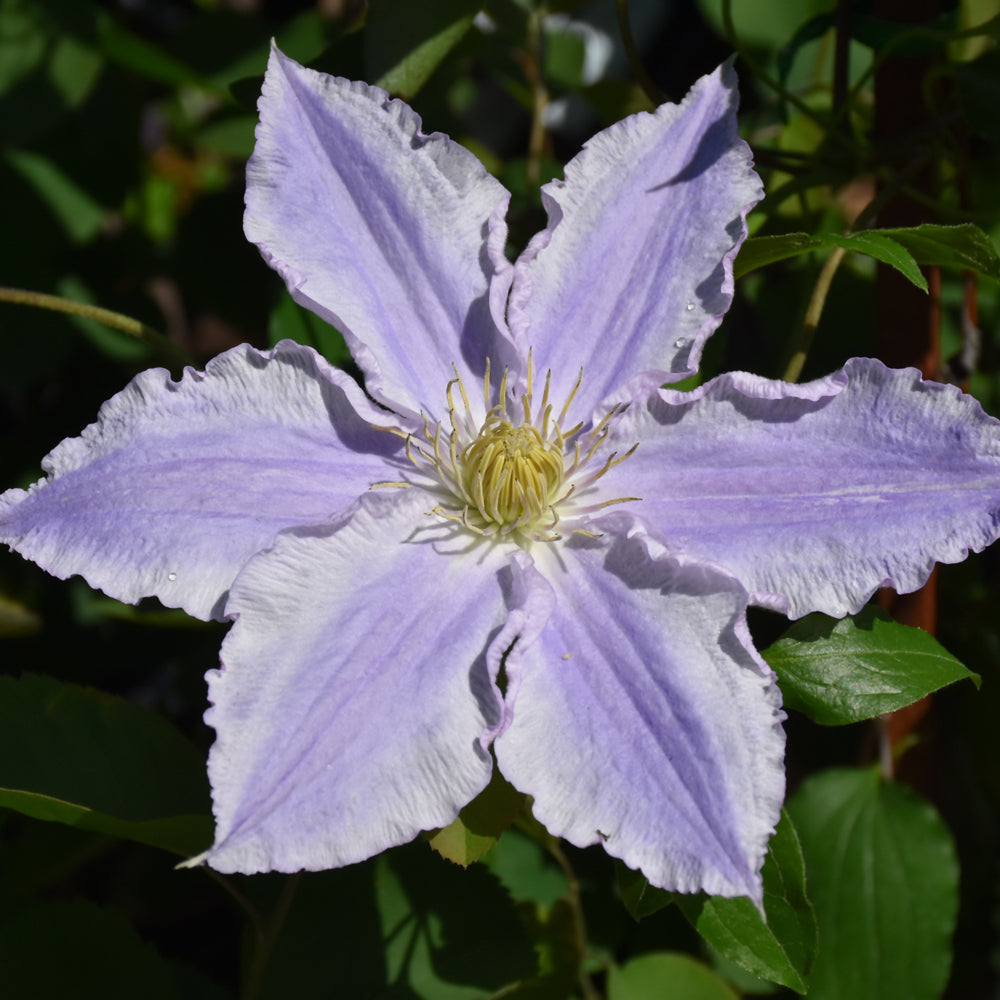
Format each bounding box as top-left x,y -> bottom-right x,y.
736,224 -> 1000,286
763,606 -> 979,726
789,768 -> 959,999
484,826 -> 569,907
608,952 -> 738,1000
676,810 -> 816,994
426,768 -> 524,867
734,232 -> 821,277
831,231 -> 926,290
376,842 -> 536,997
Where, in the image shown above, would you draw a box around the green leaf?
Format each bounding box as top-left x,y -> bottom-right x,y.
48,32 -> 103,108
827,232 -> 926,291
5,148 -> 107,244
95,8 -> 222,94
376,842 -> 536,998
0,0 -> 47,95
0,674 -> 211,856
676,810 -> 817,994
0,900 -> 186,999
426,768 -> 524,866
0,590 -> 40,637
617,861 -> 675,921
788,768 -> 959,1000
56,275 -> 153,362
878,223 -> 1000,283
734,232 -> 823,278
763,606 -> 979,726
544,25 -> 586,89
483,825 -> 569,907
736,224 -> 1000,285
608,953 -> 738,1000
196,114 -> 258,159
735,231 -> 925,290
365,0 -> 481,99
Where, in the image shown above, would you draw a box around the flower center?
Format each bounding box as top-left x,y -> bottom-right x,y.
374,353 -> 638,541
460,417 -> 565,528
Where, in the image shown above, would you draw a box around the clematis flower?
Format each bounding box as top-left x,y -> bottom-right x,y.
4,47 -> 1000,904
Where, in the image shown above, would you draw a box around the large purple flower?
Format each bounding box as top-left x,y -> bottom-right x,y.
4,47 -> 1000,903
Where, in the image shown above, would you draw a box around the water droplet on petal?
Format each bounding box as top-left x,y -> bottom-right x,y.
685,302 -> 695,311
167,572 -> 177,582
673,337 -> 690,349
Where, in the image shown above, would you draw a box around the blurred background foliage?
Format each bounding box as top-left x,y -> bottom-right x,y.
4,0 -> 1000,997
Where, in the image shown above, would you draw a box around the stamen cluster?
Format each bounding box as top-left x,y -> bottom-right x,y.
383,354 -> 638,541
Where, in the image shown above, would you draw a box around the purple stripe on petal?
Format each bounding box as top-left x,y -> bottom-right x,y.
496,524 -> 784,901
508,61 -> 762,420
604,358 -> 1000,618
203,491 -> 516,874
0,341 -> 398,621
246,46 -> 519,419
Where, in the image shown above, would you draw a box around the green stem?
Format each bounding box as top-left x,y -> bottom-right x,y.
243,873 -> 301,1000
615,0 -> 666,105
0,286 -> 193,370
543,836 -> 601,1000
522,9 -> 550,190
783,245 -> 846,383
205,868 -> 266,941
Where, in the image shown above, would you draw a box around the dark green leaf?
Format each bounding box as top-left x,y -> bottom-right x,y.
0,0 -> 48,95
0,590 -> 40,637
426,768 -> 525,866
253,866 -> 385,999
763,606 -> 979,726
608,952 -> 739,1000
0,674 -> 211,855
365,0 -> 481,98
0,900 -> 185,999
676,810 -> 817,994
56,275 -> 153,362
5,148 -> 107,244
95,8 -> 222,93
498,899 -> 580,999
789,768 -> 959,1000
